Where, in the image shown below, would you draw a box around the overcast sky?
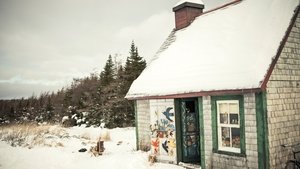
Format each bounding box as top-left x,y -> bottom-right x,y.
0,0 -> 231,99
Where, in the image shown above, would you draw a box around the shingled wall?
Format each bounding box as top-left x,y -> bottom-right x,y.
266,11 -> 300,169
136,100 -> 151,150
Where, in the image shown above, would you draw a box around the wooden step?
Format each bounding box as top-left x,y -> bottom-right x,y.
178,162 -> 201,169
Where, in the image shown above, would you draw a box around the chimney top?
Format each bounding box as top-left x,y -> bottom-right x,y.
173,0 -> 204,11
173,0 -> 205,30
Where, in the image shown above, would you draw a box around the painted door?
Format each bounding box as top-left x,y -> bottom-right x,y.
180,99 -> 200,163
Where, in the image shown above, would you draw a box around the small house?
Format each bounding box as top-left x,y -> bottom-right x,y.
126,0 -> 300,168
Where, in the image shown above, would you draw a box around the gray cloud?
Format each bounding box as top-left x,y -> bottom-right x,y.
0,0 -> 231,99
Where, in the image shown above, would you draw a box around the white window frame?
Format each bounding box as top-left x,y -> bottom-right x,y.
216,100 -> 241,153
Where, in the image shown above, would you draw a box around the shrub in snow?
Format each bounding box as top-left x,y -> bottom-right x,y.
61,116 -> 76,127
0,124 -> 67,148
70,112 -> 87,126
61,116 -> 69,123
0,124 -> 62,148
76,119 -> 82,125
82,112 -> 89,117
71,114 -> 77,120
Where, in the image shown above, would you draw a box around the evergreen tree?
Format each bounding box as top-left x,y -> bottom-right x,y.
0,41 -> 147,127
125,41 -> 146,83
97,55 -> 118,127
116,41 -> 147,126
100,55 -> 115,87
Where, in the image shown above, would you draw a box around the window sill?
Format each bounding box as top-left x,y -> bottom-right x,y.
213,149 -> 246,158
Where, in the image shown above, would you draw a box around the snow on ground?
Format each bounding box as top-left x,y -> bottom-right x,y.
0,125 -> 183,169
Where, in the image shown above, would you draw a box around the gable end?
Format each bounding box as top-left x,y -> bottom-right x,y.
261,4 -> 300,90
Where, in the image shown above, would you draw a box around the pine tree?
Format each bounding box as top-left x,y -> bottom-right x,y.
100,55 -> 115,87
126,42 -> 146,80
97,55 -> 118,127
123,41 -> 146,94
115,41 -> 147,126
0,42 -> 147,127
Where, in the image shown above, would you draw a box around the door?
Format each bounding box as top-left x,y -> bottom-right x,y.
180,98 -> 201,163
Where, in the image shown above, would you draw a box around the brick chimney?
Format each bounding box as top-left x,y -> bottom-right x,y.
173,0 -> 205,30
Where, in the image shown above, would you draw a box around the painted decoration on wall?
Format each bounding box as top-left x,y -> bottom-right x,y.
162,107 -> 174,122
149,100 -> 176,162
161,131 -> 176,156
151,138 -> 160,154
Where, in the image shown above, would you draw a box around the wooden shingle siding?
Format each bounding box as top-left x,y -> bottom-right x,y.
203,96 -> 213,168
244,93 -> 259,169
266,11 -> 300,169
136,100 -> 151,150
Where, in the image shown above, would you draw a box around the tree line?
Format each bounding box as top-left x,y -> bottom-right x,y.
0,41 -> 146,128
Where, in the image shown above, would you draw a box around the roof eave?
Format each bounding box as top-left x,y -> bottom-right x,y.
126,88 -> 262,100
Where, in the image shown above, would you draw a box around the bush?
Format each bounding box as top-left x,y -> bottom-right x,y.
0,124 -> 66,148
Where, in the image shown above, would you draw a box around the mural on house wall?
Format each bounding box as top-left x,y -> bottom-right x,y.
149,99 -> 176,162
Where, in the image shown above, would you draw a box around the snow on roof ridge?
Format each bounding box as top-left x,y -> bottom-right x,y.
174,0 -> 204,7
157,0 -> 243,61
200,0 -> 242,16
126,0 -> 300,99
147,30 -> 177,66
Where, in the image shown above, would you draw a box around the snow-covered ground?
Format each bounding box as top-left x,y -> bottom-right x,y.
0,125 -> 183,169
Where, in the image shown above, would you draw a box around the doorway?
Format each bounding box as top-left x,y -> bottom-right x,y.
175,98 -> 201,164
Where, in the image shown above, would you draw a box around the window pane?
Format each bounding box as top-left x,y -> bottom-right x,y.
231,128 -> 240,148
229,103 -> 238,113
219,103 -> 228,124
219,103 -> 228,113
221,127 -> 230,147
220,113 -> 228,124
230,114 -> 239,124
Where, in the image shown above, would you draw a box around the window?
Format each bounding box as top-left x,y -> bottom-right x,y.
211,95 -> 245,155
217,100 -> 240,153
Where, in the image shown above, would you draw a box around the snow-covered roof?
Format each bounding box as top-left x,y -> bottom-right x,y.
126,0 -> 300,99
174,0 -> 204,7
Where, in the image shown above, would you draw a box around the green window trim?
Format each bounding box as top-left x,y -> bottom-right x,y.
174,99 -> 183,163
211,95 -> 246,156
256,92 -> 269,169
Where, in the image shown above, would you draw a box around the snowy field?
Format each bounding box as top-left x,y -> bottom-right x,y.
0,125 -> 183,169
